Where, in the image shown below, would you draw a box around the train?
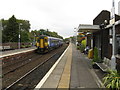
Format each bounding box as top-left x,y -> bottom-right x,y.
35,35 -> 63,53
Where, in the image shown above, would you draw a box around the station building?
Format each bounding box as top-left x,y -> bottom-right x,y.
78,10 -> 120,71
93,10 -> 120,59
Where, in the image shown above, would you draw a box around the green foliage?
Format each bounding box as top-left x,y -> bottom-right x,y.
3,15 -> 19,42
103,70 -> 120,89
64,38 -> 70,42
2,15 -> 31,43
79,44 -> 85,52
21,44 -> 31,48
92,47 -> 101,63
81,39 -> 86,47
30,29 -> 63,40
2,15 -> 62,43
70,36 -> 75,43
79,39 -> 86,52
20,31 -> 30,42
17,20 -> 30,32
77,46 -> 80,50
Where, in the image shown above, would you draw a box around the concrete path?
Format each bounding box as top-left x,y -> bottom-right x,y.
35,43 -> 102,89
70,44 -> 99,88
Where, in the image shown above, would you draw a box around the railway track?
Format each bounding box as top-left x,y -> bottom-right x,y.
2,50 -> 36,67
4,53 -> 58,90
3,54 -> 42,76
2,44 -> 68,90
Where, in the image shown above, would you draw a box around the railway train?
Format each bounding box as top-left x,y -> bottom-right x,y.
35,35 -> 63,53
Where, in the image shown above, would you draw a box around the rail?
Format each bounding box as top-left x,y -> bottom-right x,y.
4,53 -> 58,90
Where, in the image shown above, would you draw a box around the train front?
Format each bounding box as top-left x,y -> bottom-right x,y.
36,36 -> 49,53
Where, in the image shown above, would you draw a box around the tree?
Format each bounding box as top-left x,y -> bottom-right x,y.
3,15 -> 19,42
21,31 -> 30,42
2,19 -> 8,43
17,20 -> 30,32
29,29 -> 63,42
2,16 -> 31,43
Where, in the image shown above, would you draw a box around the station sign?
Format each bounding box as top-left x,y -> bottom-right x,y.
110,18 -> 115,25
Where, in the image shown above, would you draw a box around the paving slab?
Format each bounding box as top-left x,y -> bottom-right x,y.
41,45 -> 70,88
70,44 -> 99,88
35,43 -> 103,89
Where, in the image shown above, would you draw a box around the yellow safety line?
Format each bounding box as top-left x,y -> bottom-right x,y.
57,44 -> 72,89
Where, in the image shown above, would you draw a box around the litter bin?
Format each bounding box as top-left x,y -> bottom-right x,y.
88,49 -> 93,59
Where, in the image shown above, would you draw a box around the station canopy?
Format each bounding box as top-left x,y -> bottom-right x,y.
77,24 -> 100,33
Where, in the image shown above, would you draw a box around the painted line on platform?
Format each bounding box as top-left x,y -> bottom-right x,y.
34,44 -> 70,89
57,45 -> 72,88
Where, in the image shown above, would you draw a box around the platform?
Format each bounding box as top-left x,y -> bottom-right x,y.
0,46 -> 36,58
35,43 -> 104,89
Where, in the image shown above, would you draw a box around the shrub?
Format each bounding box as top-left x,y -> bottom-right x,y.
81,39 -> 86,47
21,45 -> 26,48
21,45 -> 31,48
103,70 -> 120,89
25,45 -> 31,48
92,47 -> 102,63
77,46 -> 80,50
79,39 -> 86,52
80,44 -> 85,52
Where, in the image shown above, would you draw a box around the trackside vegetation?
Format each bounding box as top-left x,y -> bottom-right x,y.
103,70 -> 120,89
1,15 -> 63,44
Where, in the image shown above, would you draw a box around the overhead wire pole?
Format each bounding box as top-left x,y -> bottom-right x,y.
111,0 -> 116,70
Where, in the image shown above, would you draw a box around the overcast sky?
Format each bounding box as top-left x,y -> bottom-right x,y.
0,0 -> 120,38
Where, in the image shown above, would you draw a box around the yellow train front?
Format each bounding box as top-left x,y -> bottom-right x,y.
35,35 -> 63,53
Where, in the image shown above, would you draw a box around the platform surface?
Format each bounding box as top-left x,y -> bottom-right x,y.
0,46 -> 36,58
35,43 -> 102,89
70,44 -> 99,88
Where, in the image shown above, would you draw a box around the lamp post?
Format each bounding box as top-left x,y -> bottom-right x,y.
111,0 -> 116,70
74,28 -> 78,46
18,23 -> 22,49
33,33 -> 36,46
0,21 -> 3,45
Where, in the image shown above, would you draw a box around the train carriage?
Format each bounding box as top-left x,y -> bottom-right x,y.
35,35 -> 63,53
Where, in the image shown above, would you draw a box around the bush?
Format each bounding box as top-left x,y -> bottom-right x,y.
25,45 -> 31,48
77,46 -> 80,50
80,44 -> 85,52
103,70 -> 120,89
92,47 -> 102,63
21,45 -> 31,48
21,45 -> 26,48
79,39 -> 86,52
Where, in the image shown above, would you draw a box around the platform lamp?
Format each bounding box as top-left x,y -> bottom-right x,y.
111,0 -> 116,70
34,33 -> 36,46
18,23 -> 22,49
74,28 -> 78,46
